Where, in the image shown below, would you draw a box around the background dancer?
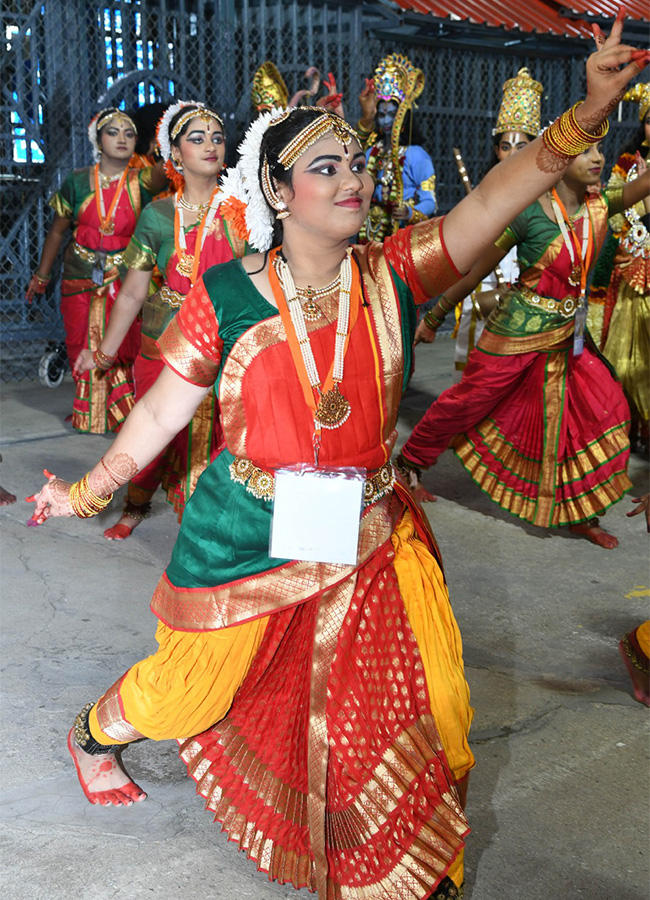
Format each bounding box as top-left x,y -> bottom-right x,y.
399,122 -> 650,548
75,102 -> 246,539
25,108 -> 167,432
357,52 -> 437,241
451,68 -> 541,380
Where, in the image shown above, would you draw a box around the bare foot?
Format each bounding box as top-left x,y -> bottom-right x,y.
67,728 -> 147,806
104,514 -> 141,541
0,485 -> 16,506
618,637 -> 650,707
569,521 -> 618,548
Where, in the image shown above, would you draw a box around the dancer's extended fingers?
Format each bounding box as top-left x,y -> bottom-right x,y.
602,6 -> 626,47
591,23 -> 605,50
43,468 -> 56,481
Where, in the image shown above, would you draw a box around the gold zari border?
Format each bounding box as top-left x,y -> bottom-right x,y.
151,494 -> 400,631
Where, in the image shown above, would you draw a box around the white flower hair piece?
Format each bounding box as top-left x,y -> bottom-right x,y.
87,108 -> 137,163
218,107 -> 286,252
156,100 -> 206,168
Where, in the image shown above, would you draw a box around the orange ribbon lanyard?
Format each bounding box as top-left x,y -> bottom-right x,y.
550,188 -> 594,295
174,187 -> 220,286
94,163 -> 129,235
268,247 -> 361,423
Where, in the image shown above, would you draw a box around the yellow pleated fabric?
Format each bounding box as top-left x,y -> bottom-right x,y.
91,615 -> 269,744
391,510 -> 475,782
637,621 -> 650,658
602,284 -> 650,422
391,510 -> 474,890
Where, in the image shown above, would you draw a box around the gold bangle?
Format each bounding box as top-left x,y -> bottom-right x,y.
33,272 -> 51,284
69,473 -> 113,518
542,102 -> 609,159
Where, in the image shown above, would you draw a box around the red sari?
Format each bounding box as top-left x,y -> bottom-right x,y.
50,166 -> 154,433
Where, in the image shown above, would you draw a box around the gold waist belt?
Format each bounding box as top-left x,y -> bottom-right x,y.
520,285 -> 578,319
229,457 -> 396,507
73,242 -> 124,267
158,284 -> 184,309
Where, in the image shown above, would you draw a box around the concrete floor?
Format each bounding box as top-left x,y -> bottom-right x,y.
1,336 -> 648,900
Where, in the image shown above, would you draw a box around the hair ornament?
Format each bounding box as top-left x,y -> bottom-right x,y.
156,100 -> 223,168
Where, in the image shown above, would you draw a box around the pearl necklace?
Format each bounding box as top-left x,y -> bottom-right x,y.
273,250 -> 353,429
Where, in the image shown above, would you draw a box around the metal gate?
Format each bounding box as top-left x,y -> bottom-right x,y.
1,0 -> 640,381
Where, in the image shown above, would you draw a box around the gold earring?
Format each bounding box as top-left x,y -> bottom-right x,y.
276,201 -> 290,220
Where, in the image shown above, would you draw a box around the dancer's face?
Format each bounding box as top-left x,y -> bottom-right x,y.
564,142 -> 605,187
173,116 -> 225,178
99,120 -> 136,162
494,131 -> 532,161
277,133 -> 373,241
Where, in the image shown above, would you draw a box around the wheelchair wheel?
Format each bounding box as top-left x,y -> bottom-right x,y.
38,344 -> 67,388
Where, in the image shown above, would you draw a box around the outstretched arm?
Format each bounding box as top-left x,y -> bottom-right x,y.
443,12 -> 647,275
28,366 -> 210,523
621,159 -> 650,211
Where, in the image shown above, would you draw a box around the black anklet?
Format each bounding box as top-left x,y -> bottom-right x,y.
73,702 -> 121,755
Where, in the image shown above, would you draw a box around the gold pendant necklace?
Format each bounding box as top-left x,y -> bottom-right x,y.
176,252 -> 195,277
315,384 -> 351,429
295,276 -> 341,322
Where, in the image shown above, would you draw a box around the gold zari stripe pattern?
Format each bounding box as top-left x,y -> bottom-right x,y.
229,457 -> 396,507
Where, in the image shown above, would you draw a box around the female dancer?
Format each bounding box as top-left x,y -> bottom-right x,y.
75,102 -> 246,539
26,108 -> 166,432
402,123 -> 650,549
600,82 -> 650,456
28,21 -> 648,898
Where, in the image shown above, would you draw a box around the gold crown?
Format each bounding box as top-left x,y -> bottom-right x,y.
623,82 -> 650,122
493,68 -> 543,138
373,53 -> 424,109
252,62 -> 289,112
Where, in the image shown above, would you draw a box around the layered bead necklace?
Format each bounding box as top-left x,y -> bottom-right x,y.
174,185 -> 220,284
270,247 -> 361,460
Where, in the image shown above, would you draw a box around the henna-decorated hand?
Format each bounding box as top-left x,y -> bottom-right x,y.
581,9 -> 650,130
26,469 -> 73,525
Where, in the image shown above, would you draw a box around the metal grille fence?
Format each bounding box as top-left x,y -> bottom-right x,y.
1,0 -> 642,381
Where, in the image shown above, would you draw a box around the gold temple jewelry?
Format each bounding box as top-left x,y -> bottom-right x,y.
296,276 -> 342,321
170,107 -> 223,141
97,111 -> 137,135
274,110 -> 358,169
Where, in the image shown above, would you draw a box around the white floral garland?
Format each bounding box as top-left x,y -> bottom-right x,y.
218,107 -> 286,252
156,99 -> 205,167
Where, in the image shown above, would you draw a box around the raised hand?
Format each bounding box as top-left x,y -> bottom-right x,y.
580,8 -> 650,130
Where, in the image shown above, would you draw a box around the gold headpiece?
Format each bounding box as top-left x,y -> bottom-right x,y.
261,108 -> 359,209
373,53 -> 424,109
493,68 -> 543,137
170,106 -> 224,141
252,62 -> 289,112
96,110 -> 138,134
623,82 -> 650,122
